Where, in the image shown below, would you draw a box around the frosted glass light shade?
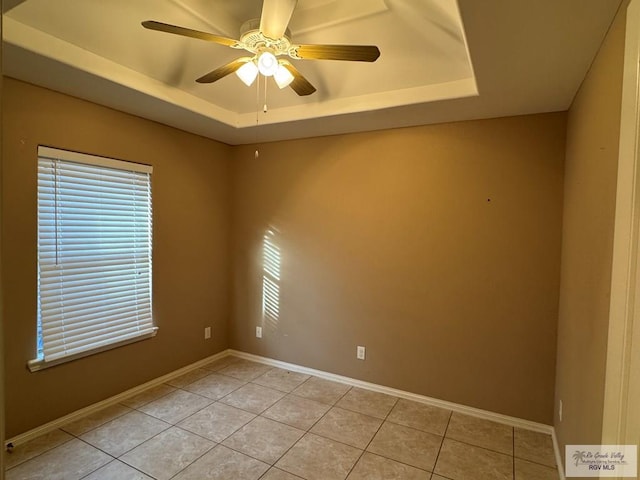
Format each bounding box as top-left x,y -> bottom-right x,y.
274,64 -> 294,89
257,51 -> 278,77
236,61 -> 259,86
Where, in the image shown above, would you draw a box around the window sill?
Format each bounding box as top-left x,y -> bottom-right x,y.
27,328 -> 158,372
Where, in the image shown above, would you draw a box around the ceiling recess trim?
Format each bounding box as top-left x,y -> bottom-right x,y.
3,17 -> 238,125
3,15 -> 478,130
236,78 -> 478,127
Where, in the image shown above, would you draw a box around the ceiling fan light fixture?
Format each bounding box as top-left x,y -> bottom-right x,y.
236,60 -> 259,86
274,63 -> 294,89
257,50 -> 278,77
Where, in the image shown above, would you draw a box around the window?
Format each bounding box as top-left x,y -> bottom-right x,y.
29,146 -> 156,371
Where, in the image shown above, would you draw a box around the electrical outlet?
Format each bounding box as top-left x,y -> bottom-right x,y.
204,327 -> 211,339
559,399 -> 563,422
256,326 -> 263,338
357,346 -> 366,360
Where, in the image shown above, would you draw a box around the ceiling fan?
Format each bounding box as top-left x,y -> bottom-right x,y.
142,0 -> 380,96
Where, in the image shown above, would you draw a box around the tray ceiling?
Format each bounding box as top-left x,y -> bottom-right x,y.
2,0 -> 622,144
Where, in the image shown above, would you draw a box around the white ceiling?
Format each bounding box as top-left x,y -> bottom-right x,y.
2,0 -> 622,145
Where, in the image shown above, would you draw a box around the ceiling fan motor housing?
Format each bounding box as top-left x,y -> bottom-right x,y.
237,18 -> 296,57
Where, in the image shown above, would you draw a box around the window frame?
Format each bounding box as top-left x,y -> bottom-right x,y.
29,146 -> 156,372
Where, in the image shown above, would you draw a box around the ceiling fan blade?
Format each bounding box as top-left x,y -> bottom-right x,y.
196,58 -> 253,84
142,20 -> 238,47
295,44 -> 380,62
259,0 -> 297,39
281,62 -> 316,96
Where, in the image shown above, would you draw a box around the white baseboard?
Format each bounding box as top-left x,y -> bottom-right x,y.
234,350 -> 566,480
229,350 -> 554,434
552,429 -> 567,480
7,348 -> 566,480
5,349 -> 231,447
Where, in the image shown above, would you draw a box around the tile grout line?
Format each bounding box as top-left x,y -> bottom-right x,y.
132,386 -> 225,480
77,457 -> 152,480
163,368 -> 316,477
86,383 -> 229,480
443,435 -> 518,459
159,360 -> 280,479
74,416 -> 173,466
512,428 -> 560,472
163,437 -> 217,480
8,411 -> 172,476
221,374 -> 360,477
75,385 -> 219,479
431,409 -> 453,477
174,367 -> 306,447
335,397 -> 464,477
159,376 -> 256,455
171,390 -> 256,446
257,381 -> 355,477
342,394 -> 401,479
193,374 -> 298,464
73,436 -> 119,477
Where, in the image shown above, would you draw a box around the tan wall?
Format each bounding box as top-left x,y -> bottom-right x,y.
2,78 -> 232,437
231,113 -> 566,424
554,3 -> 627,460
1,78 -> 573,436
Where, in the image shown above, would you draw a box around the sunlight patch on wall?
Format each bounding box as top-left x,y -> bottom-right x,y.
262,228 -> 280,329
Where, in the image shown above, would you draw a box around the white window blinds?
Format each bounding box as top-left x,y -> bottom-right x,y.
32,146 -> 155,370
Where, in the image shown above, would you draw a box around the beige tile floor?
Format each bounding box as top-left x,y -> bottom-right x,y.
5,357 -> 560,480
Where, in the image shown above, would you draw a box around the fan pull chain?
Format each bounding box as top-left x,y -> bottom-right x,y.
255,74 -> 260,159
255,76 -> 270,158
263,75 -> 268,113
